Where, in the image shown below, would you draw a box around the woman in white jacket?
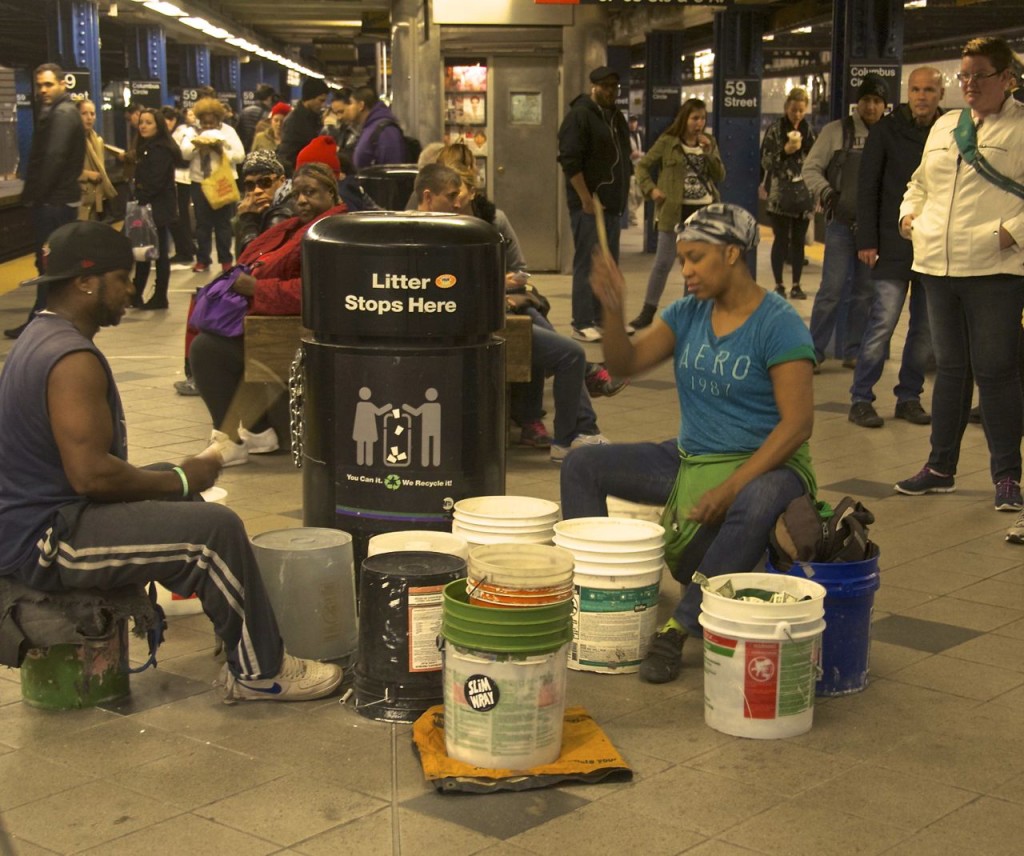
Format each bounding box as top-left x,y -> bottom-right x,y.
895,37 -> 1024,514
179,97 -> 245,273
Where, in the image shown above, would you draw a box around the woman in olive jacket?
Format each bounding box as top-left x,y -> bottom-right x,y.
132,107 -> 183,309
631,98 -> 725,331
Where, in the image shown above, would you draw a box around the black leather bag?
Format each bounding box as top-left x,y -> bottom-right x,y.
776,175 -> 814,216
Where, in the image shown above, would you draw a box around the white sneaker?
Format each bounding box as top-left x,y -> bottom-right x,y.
202,429 -> 249,467
572,326 -> 603,343
550,432 -> 611,463
238,425 -> 280,454
223,653 -> 344,702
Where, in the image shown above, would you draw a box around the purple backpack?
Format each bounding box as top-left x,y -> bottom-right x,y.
190,264 -> 253,338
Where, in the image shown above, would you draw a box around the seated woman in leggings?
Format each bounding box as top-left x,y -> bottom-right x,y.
561,204 -> 817,683
190,163 -> 347,466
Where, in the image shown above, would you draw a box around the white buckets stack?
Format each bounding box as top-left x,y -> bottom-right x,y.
451,496 -> 559,546
552,517 -> 665,674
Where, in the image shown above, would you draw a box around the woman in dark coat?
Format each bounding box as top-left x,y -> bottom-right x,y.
132,107 -> 182,309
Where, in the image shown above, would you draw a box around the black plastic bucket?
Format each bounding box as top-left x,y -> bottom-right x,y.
354,550 -> 467,722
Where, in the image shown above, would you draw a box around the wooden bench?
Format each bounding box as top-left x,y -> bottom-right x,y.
243,313 -> 533,384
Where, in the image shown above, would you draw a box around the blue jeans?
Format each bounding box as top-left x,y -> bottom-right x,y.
191,183 -> 234,266
809,221 -> 873,361
850,278 -> 932,405
922,273 -> 1024,482
570,207 -> 620,330
510,310 -> 598,446
560,442 -> 806,637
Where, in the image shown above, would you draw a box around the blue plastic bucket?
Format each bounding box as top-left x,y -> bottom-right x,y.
766,551 -> 880,697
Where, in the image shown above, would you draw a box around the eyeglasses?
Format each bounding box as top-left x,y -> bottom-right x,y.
243,175 -> 279,191
955,70 -> 1002,84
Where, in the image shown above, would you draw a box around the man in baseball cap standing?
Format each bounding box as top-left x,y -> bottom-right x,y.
0,221 -> 343,703
557,66 -> 631,343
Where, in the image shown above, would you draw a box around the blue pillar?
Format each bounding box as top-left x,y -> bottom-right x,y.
129,24 -> 169,106
182,45 -> 212,87
712,8 -> 766,270
15,69 -> 34,180
54,0 -> 102,106
829,0 -> 903,119
643,31 -> 687,253
212,55 -> 241,117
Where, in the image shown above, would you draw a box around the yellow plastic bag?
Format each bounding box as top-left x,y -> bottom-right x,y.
200,156 -> 240,209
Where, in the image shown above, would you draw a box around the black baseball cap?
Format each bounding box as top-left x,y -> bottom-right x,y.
26,221 -> 134,285
589,66 -> 620,84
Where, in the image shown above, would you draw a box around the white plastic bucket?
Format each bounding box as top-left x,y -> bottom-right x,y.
443,641 -> 569,769
570,566 -> 662,673
366,530 -> 470,562
699,573 -> 826,739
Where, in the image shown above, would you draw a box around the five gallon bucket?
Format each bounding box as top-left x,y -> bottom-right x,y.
466,544 -> 575,608
367,530 -> 470,562
767,550 -> 880,696
251,528 -> 358,667
699,573 -> 826,739
354,551 -> 467,722
442,578 -> 572,768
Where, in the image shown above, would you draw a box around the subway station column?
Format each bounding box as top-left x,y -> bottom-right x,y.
182,45 -> 212,88
212,55 -> 242,117
829,0 -> 903,118
54,0 -> 103,106
128,24 -> 169,107
643,31 -> 686,253
711,6 -> 766,228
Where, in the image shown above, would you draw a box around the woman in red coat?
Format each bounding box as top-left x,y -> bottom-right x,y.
190,163 -> 347,466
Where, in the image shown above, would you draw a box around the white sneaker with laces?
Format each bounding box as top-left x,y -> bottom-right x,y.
571,326 -> 603,343
550,432 -> 611,463
202,429 -> 249,467
223,653 -> 344,702
238,425 -> 280,454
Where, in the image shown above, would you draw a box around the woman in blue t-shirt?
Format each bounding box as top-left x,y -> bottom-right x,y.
561,203 -> 817,684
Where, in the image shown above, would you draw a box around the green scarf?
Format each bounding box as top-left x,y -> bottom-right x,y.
660,443 -> 817,570
952,106 -> 1024,201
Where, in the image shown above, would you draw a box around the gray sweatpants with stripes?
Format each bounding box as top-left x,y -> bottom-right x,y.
16,500 -> 284,681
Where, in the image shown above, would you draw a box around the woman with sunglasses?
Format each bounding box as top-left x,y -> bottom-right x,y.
233,150 -> 294,256
189,163 -> 347,466
895,37 -> 1024,526
131,107 -> 184,309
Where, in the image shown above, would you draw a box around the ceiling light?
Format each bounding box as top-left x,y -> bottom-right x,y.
142,1 -> 186,16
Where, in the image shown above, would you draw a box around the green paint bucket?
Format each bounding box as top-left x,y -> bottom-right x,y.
441,578 -> 573,769
20,619 -> 130,710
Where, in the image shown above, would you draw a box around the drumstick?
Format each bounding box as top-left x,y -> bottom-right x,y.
592,196 -> 612,262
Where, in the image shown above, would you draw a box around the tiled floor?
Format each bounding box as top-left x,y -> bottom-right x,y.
1,226 -> 1023,855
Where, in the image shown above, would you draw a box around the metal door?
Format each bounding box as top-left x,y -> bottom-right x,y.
490,55 -> 560,271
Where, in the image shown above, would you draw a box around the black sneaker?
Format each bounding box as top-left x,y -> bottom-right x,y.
895,466 -> 955,496
639,627 -> 686,684
774,284 -> 787,297
789,285 -> 808,300
3,322 -> 29,340
894,400 -> 931,425
849,401 -> 883,428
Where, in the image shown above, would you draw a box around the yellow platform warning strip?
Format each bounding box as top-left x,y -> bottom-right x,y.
0,253 -> 38,298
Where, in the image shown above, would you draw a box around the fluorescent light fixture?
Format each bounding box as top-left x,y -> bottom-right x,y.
763,33 -> 775,42
904,0 -> 926,7
791,26 -> 812,34
180,15 -> 211,29
143,1 -> 186,16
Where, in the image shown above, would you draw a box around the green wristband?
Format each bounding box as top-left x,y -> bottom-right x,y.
172,466 -> 189,498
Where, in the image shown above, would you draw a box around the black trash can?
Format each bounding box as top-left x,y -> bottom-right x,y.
357,164 -> 419,211
300,211 -> 507,567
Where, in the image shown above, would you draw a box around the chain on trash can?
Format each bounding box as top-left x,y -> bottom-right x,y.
288,346 -> 303,469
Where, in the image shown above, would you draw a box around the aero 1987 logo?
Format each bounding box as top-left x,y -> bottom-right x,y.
464,674 -> 499,711
435,274 -> 457,289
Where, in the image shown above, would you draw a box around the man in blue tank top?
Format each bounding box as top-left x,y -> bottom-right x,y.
0,221 -> 342,703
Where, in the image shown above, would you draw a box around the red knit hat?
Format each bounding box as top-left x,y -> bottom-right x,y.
295,135 -> 341,177
269,102 -> 292,117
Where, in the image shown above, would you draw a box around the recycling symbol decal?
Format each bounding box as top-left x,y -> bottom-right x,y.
384,474 -> 402,491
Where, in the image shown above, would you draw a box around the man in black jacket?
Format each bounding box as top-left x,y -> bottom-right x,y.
276,78 -> 329,176
237,83 -> 276,152
557,66 -> 630,343
849,67 -> 944,428
5,63 -> 85,340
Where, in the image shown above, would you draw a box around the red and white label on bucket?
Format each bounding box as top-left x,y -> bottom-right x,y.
743,642 -> 780,719
407,585 -> 445,672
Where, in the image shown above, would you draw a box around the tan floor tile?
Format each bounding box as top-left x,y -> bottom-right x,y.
882,547 -> 1021,580
992,773 -> 1024,805
0,750 -> 92,810
681,842 -> 766,856
882,796 -> 1024,856
4,838 -> 60,855
886,652 -> 1024,700
77,812 -> 279,855
799,762 -> 977,829
871,584 -> 934,616
720,800 -> 910,856
945,632 -> 1024,673
0,702 -> 118,750
993,617 -> 1024,640
194,773 -> 385,847
881,565 -> 978,596
899,595 -> 1024,632
867,640 -> 932,677
2,780 -> 180,852
509,798 -> 705,856
687,741 -> 857,795
954,578 -> 1024,610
